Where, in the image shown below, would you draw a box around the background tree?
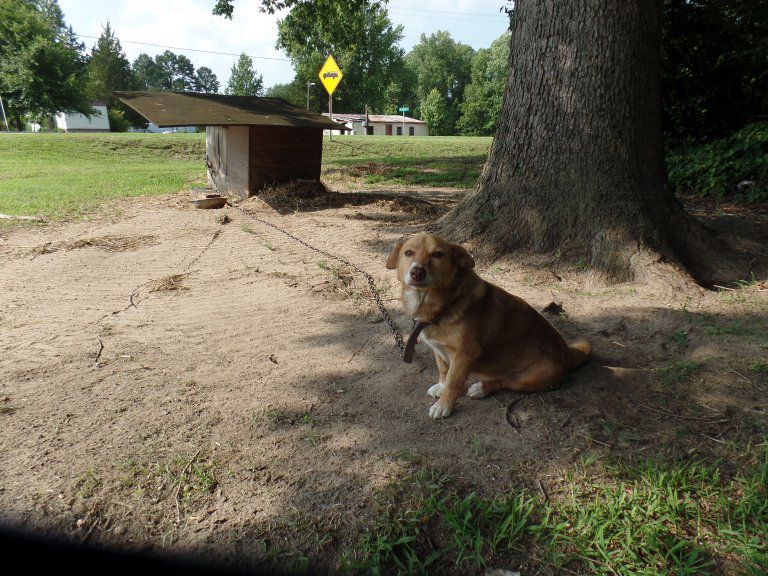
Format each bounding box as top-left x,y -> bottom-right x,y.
419,88 -> 450,136
276,1 -> 405,114
84,22 -> 142,130
132,51 -> 200,92
0,0 -> 90,129
155,51 -> 197,91
406,31 -> 474,135
225,53 -> 263,96
662,0 -> 768,141
194,66 -> 220,93
264,81 -> 305,107
437,0 -> 742,286
457,32 -> 510,136
132,53 -> 164,90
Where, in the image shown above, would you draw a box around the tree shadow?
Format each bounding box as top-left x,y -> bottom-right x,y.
178,301 -> 766,572
251,183 -> 459,220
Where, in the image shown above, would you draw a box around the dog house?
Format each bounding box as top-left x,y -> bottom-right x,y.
115,91 -> 346,198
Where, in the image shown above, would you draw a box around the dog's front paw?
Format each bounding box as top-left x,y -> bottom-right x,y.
429,399 -> 453,419
467,381 -> 488,398
427,382 -> 444,397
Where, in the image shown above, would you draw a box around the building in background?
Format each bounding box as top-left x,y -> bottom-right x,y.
55,101 -> 110,132
324,113 -> 428,136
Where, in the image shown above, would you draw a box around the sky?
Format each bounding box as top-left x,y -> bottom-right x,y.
58,0 -> 511,91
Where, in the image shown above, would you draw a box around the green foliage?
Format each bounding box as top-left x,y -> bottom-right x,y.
667,122 -> 768,202
663,0 -> 768,141
264,82 -> 306,107
83,22 -> 145,127
225,53 -> 263,96
132,50 -> 210,93
276,1 -> 406,114
107,108 -> 130,132
419,89 -> 450,136
195,66 -> 219,94
457,32 -> 510,136
0,0 -> 91,129
406,31 -> 474,135
84,22 -> 133,106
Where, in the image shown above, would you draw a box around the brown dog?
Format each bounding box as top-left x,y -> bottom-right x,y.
386,233 -> 590,419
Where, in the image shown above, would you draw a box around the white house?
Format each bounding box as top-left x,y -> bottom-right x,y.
145,122 -> 196,134
55,101 -> 110,132
323,113 -> 429,136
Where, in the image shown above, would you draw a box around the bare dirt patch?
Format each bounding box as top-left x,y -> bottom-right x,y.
0,188 -> 766,573
30,234 -> 159,256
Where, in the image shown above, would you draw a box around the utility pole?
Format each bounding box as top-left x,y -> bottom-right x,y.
398,106 -> 410,136
306,82 -> 315,111
0,96 -> 9,131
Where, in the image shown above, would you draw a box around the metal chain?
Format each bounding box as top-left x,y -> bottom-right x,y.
231,203 -> 407,353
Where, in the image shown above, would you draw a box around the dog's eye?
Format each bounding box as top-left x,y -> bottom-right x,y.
432,251 -> 444,259
404,250 -> 414,257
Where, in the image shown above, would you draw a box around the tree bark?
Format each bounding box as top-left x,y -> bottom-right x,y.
436,0 -> 745,287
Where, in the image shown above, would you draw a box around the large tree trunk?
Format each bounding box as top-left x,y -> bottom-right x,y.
437,0 -> 744,287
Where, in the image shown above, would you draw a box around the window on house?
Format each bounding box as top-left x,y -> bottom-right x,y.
396,126 -> 402,135
409,126 -> 415,136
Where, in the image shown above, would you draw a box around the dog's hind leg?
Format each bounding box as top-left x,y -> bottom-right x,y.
467,379 -> 501,398
507,361 -> 567,393
468,361 -> 567,397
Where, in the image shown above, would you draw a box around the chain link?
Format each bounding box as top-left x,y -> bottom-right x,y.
231,204 -> 407,353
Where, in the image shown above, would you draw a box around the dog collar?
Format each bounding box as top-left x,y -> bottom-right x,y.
403,320 -> 430,364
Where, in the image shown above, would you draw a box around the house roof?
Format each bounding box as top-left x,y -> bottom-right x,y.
114,91 -> 346,130
325,113 -> 426,125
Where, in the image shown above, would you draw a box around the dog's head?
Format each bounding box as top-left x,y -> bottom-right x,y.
386,233 -> 474,289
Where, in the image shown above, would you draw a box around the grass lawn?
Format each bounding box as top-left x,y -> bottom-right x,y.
0,133 -> 491,222
344,446 -> 768,575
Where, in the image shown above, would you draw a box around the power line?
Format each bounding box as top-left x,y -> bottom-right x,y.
388,3 -> 507,17
389,10 -> 506,23
77,34 -> 291,62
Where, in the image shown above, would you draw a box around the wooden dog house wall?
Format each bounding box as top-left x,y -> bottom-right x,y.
115,91 -> 344,198
206,125 -> 323,197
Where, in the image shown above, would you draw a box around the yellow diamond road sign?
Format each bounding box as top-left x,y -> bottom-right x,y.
319,55 -> 343,95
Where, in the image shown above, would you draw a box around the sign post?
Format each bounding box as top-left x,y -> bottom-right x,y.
398,106 -> 409,135
319,55 -> 343,141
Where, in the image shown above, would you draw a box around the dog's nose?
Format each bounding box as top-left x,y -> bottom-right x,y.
410,266 -> 426,282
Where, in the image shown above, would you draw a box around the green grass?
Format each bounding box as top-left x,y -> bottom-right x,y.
0,133 -> 205,221
0,133 -> 491,223
657,361 -> 702,386
344,445 -> 768,575
323,135 -> 491,188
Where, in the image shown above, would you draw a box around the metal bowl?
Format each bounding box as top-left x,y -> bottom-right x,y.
190,195 -> 228,209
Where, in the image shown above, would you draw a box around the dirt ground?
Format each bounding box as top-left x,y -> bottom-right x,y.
1,184 -> 767,573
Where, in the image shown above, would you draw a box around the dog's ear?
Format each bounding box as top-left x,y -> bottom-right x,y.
385,240 -> 404,269
451,243 -> 475,269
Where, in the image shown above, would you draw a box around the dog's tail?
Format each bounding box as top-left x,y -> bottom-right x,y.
568,339 -> 591,369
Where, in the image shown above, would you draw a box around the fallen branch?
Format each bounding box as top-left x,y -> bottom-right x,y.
0,213 -> 46,222
634,401 -> 729,423
93,338 -> 104,368
175,447 -> 203,523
